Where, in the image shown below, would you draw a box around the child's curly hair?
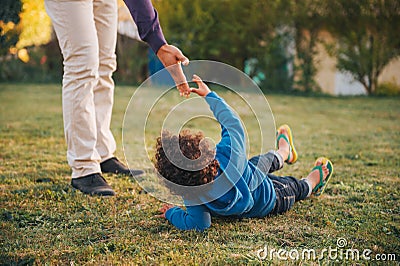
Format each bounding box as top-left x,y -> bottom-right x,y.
154,129 -> 220,190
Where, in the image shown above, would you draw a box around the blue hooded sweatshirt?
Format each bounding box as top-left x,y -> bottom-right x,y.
165,92 -> 276,231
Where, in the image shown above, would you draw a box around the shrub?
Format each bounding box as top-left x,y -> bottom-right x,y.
376,81 -> 400,96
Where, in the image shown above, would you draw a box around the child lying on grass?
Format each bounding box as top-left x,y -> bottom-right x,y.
156,75 -> 333,231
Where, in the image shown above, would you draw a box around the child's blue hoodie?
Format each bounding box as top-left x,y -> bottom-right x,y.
165,92 -> 276,231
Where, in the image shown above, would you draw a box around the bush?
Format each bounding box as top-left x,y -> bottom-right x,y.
258,33 -> 294,92
376,82 -> 400,96
114,34 -> 148,85
0,35 -> 148,85
0,41 -> 62,83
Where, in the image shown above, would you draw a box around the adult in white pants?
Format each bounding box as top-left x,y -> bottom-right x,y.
45,0 -> 189,196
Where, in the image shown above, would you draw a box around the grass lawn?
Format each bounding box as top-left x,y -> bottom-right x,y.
0,83 -> 399,265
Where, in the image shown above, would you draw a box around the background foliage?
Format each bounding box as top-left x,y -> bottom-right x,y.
325,0 -> 400,95
0,0 -> 399,95
17,0 -> 51,49
0,0 -> 22,56
153,0 -> 400,94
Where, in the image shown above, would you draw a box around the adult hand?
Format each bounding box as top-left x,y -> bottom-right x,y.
157,44 -> 190,97
156,203 -> 174,218
190,74 -> 211,97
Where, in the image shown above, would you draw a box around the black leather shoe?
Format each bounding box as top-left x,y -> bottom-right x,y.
71,173 -> 116,196
100,157 -> 144,176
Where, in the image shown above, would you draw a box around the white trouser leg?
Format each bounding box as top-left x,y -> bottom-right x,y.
45,0 -> 118,178
93,0 -> 118,162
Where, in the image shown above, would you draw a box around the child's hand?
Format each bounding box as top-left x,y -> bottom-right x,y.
157,203 -> 174,218
190,74 -> 211,97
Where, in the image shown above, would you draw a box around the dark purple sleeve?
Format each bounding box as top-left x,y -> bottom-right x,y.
123,0 -> 167,53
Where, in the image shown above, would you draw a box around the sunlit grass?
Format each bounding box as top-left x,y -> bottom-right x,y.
0,84 -> 399,264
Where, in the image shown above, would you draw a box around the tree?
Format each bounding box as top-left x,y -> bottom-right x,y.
154,0 -> 297,92
154,0 -> 278,70
154,0 -> 333,93
0,0 -> 22,56
287,0 -> 330,92
152,0 -> 398,95
17,0 -> 52,49
326,0 -> 400,95
245,0 -> 296,92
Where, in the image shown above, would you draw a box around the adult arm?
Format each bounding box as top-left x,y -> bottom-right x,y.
123,0 -> 190,96
123,0 -> 166,53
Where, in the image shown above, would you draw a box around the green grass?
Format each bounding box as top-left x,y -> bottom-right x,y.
0,84 -> 399,265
